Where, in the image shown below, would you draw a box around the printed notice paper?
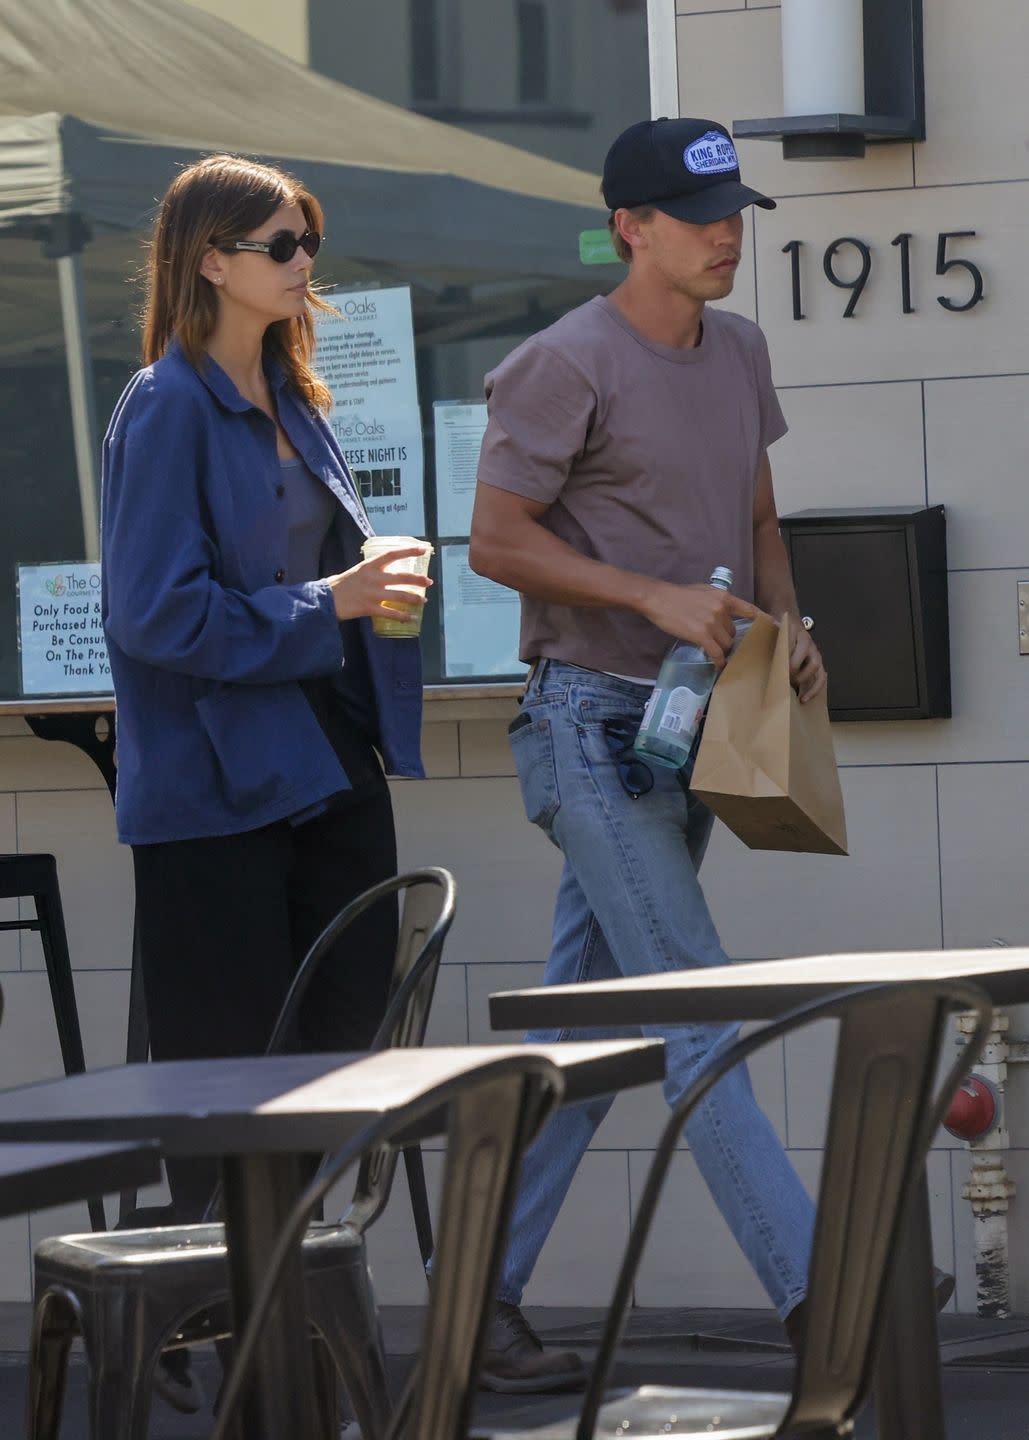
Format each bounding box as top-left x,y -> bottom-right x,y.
18,562 -> 113,696
434,400 -> 488,537
441,543 -> 527,679
316,287 -> 425,535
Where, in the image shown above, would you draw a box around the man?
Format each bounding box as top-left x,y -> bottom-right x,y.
468,116 -> 826,1393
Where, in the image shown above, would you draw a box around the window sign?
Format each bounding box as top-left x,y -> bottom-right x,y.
17,562 -> 113,696
440,543 -> 527,679
579,228 -> 619,266
434,402 -> 525,679
316,286 -> 426,536
434,399 -> 489,538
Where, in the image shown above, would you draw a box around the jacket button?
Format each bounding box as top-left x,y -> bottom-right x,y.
274,568 -> 285,583
275,483 -> 285,498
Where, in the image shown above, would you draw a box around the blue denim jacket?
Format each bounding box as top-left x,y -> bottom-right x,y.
101,339 -> 424,845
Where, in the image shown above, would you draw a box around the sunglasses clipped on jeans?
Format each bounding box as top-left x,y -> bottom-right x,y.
602,717 -> 654,800
222,229 -> 323,264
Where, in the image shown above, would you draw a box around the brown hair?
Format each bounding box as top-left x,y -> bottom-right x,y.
608,205 -> 656,263
142,154 -> 334,412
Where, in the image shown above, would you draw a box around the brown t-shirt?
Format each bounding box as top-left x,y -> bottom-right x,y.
476,295 -> 787,678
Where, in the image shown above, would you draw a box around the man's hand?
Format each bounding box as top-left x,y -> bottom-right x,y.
788,616 -> 827,703
638,581 -> 763,666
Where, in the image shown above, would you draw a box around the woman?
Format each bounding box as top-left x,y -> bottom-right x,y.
102,154 -> 429,1224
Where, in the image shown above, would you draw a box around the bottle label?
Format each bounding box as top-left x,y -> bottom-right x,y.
658,687 -> 704,737
640,687 -> 663,733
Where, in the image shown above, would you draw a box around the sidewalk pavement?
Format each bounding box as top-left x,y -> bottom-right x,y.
2,1302 -> 1027,1436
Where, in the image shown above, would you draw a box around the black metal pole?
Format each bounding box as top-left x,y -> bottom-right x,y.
875,1170 -> 947,1440
220,1152 -> 321,1440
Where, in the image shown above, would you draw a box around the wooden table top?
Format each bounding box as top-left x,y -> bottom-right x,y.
489,947 -> 1029,1030
0,1042 -> 665,1155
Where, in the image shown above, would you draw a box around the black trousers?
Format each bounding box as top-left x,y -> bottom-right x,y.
131,774 -> 398,1220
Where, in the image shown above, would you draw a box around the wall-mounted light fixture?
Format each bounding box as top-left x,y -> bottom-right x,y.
733,0 -> 924,160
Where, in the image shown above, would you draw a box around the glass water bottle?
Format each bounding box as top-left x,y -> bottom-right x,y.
633,565 -> 735,771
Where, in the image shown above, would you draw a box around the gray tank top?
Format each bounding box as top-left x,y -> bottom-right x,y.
280,456 -> 380,795
280,456 -> 337,582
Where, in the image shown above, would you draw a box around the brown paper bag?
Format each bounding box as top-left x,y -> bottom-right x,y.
690,613 -> 848,855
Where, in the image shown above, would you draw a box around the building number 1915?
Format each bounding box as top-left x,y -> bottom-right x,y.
781,232 -> 985,320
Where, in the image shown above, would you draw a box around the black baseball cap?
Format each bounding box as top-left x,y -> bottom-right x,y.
603,117 -> 775,224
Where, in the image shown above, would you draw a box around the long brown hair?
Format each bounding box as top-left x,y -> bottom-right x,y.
142,154 -> 334,412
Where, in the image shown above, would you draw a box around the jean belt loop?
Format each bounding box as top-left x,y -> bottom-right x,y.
525,657 -> 549,700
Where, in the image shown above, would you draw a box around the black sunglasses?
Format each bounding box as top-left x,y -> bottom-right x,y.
223,229 -> 323,264
602,718 -> 654,800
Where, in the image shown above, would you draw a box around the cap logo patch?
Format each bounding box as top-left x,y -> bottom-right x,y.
683,131 -> 738,176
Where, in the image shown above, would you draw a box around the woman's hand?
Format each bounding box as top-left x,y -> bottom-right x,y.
326,547 -> 433,622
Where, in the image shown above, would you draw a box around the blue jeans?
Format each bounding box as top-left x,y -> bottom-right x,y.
498,660 -> 813,1319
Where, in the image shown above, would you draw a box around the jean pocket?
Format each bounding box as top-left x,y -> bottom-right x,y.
578,694 -> 647,727
508,714 -> 561,832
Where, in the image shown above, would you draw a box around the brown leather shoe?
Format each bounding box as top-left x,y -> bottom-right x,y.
153,1349 -> 205,1415
479,1302 -> 587,1394
932,1266 -> 956,1309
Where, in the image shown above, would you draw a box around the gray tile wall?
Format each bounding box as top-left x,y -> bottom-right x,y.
0,718 -> 991,1308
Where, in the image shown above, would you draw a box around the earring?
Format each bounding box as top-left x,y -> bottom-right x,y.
213,277 -> 223,285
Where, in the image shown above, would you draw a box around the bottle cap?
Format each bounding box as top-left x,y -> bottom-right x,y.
709,565 -> 734,589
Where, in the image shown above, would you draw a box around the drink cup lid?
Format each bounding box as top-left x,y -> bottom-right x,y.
361,535 -> 432,552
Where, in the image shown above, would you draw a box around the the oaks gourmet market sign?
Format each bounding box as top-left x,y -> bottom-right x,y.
17,563 -> 113,697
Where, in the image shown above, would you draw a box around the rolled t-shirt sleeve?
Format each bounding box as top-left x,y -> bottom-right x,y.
476,340 -> 597,505
752,328 -> 788,453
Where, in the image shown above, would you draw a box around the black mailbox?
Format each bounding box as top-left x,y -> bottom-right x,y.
779,506 -> 950,721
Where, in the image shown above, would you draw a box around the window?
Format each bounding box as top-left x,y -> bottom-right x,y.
0,2 -> 650,697
517,0 -> 549,104
410,0 -> 440,104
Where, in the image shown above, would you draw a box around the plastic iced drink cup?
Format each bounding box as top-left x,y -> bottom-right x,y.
360,536 -> 433,638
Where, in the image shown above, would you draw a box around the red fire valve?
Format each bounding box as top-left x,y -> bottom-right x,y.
944,1074 -> 998,1142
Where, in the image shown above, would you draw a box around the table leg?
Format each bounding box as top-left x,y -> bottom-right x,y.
32,879 -> 106,1232
875,1171 -> 946,1440
117,918 -> 151,1223
24,714 -> 150,1067
220,1152 -> 320,1440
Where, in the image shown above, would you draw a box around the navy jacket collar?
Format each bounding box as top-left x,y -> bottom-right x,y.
167,336 -> 288,413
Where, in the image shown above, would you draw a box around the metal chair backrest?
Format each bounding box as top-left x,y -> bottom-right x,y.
263,867 -> 456,1059
343,868 -> 456,1234
369,869 -> 457,1053
386,1054 -> 564,1440
573,978 -> 992,1440
202,867 -> 456,1227
785,977 -> 989,1433
208,1049 -> 565,1440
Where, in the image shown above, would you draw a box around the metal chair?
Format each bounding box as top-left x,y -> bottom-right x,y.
0,854 -> 104,1231
26,867 -> 456,1440
466,978 -> 992,1440
209,1048 -> 567,1440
